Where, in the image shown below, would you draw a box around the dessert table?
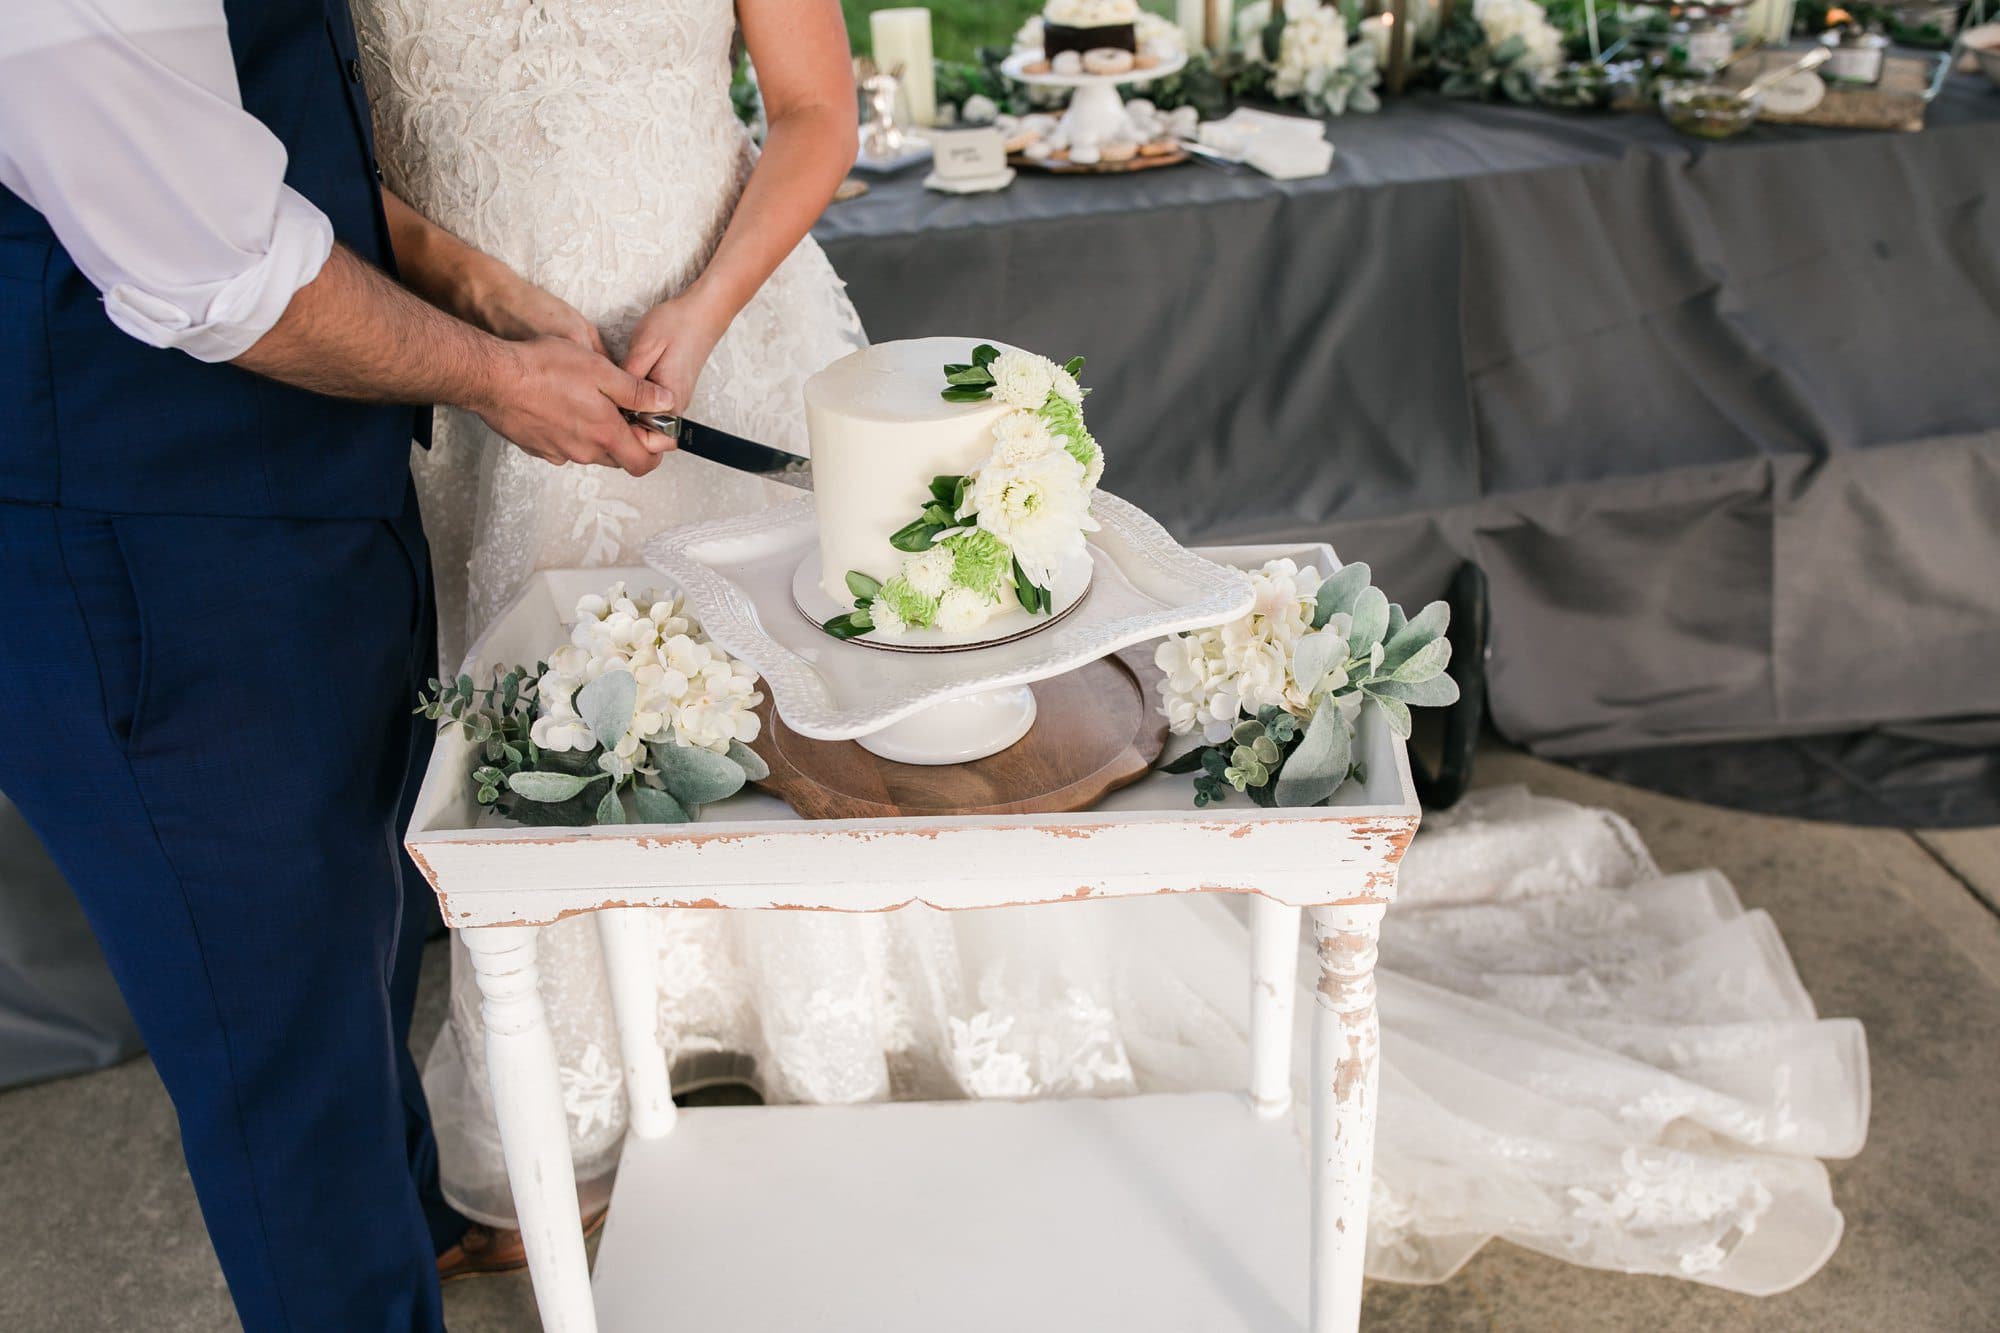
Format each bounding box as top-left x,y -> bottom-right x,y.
813,79 -> 2000,758
405,544 -> 1421,1333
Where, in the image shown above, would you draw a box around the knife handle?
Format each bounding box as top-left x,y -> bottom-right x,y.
622,410 -> 682,439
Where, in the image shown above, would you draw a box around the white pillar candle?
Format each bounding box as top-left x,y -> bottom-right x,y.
870,7 -> 935,129
1179,0 -> 1209,52
1359,13 -> 1408,69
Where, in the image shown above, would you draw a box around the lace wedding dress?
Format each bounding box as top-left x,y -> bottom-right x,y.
354,1 -> 1867,1295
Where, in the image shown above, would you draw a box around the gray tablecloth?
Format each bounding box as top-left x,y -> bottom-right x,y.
814,78 -> 2000,755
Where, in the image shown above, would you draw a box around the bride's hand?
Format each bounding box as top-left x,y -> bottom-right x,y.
622,293 -> 728,418
462,266 -> 606,355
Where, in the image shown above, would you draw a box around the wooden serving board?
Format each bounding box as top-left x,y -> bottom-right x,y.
752,647 -> 1167,819
1008,147 -> 1190,174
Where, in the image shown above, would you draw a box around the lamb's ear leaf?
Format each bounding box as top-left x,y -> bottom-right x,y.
593,786 -> 627,825
1273,699 -> 1352,807
1346,587 -> 1391,656
1369,674 -> 1460,708
1366,692 -> 1413,740
506,770 -> 604,802
652,743 -> 747,807
631,785 -> 691,825
1313,562 -> 1372,627
1380,600 -> 1449,673
1389,636 -> 1452,684
727,740 -> 771,782
576,670 -> 637,753
1290,629 -> 1347,698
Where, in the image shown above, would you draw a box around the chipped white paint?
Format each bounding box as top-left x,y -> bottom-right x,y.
1248,895 -> 1303,1119
1309,903 -> 1387,1333
461,927 -> 596,1332
410,550 -> 1414,1333
593,909 -> 675,1139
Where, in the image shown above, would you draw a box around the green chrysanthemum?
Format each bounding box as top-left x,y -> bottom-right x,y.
877,575 -> 938,629
941,529 -> 1011,600
1038,395 -> 1090,451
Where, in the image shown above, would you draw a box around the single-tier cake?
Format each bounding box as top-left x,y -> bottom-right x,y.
1042,0 -> 1140,59
806,337 -> 1105,640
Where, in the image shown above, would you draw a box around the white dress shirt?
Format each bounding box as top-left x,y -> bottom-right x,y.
0,0 -> 336,362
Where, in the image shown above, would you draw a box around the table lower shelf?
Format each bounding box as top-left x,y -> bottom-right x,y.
591,1091 -> 1312,1332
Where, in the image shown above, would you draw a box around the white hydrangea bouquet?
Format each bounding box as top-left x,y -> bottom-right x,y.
821,344 -> 1106,640
417,583 -> 767,827
1232,0 -> 1382,118
1156,558 -> 1457,808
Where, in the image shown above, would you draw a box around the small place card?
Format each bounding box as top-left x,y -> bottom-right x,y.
928,127 -> 1006,181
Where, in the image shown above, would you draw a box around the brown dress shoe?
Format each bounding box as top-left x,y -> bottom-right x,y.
437,1206 -> 609,1283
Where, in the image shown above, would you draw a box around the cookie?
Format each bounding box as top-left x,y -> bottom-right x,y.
1081,48 -> 1135,75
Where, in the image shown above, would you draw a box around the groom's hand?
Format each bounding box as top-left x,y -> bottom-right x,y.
475,336 -> 675,475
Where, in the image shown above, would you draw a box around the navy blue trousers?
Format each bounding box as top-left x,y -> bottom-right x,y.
0,494 -> 463,1331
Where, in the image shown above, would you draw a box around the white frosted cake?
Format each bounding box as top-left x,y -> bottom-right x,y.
805,337 -> 1105,640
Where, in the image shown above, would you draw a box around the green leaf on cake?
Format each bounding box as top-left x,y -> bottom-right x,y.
945,366 -> 995,387
972,344 -> 1001,368
929,475 -> 963,508
845,570 -> 883,603
1063,355 -> 1085,377
941,385 -> 995,404
890,518 -> 942,552
821,609 -> 875,639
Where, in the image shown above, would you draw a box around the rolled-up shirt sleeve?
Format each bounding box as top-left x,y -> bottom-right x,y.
0,0 -> 335,362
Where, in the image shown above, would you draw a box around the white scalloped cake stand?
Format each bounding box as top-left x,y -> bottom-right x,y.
1001,48 -> 1187,148
643,491 -> 1251,765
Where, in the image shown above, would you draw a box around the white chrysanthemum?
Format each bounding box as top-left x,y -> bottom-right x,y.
964,446 -> 1099,587
869,597 -> 908,636
936,586 -> 998,634
988,349 -> 1058,410
1050,367 -> 1084,405
901,546 -> 956,598
1077,441 -> 1105,491
992,410 -> 1058,464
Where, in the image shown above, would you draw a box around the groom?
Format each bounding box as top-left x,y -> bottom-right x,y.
0,3 -> 673,1328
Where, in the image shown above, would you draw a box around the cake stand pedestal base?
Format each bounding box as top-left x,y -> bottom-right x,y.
853,685 -> 1038,765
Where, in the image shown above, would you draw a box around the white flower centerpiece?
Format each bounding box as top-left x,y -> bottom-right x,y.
821,343 -> 1106,641
1233,0 -> 1382,117
1156,558 -> 1457,807
418,583 -> 768,827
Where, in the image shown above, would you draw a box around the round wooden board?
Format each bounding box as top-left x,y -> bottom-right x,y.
1007,147 -> 1190,175
753,647 -> 1167,819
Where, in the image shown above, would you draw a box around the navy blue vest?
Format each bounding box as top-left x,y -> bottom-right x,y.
0,0 -> 423,518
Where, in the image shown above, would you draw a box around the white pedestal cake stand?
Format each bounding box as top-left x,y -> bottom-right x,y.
1001,48 -> 1188,147
642,491 -> 1251,766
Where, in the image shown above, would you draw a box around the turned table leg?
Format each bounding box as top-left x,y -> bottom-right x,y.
463,925 -> 597,1333
594,907 -> 675,1139
1248,895 -> 1303,1119
1308,903 -> 1386,1333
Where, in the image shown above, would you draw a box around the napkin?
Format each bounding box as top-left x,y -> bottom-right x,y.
1196,108 -> 1334,179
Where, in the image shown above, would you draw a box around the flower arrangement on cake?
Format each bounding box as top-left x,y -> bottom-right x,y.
1156,558 -> 1457,807
418,583 -> 767,827
819,343 -> 1104,641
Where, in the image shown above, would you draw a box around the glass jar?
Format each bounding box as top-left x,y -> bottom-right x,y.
1823,25 -> 1889,85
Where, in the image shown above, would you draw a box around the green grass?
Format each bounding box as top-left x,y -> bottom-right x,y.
843,1 -> 1174,64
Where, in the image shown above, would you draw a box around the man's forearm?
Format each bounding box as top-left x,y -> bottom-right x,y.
233,243 -> 512,413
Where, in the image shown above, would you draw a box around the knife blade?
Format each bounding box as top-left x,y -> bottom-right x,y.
622,411 -> 813,490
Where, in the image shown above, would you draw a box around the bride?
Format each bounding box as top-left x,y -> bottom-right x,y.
354,0 -> 1868,1296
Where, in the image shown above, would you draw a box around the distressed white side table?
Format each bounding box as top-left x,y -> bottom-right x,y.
406,546 -> 1419,1333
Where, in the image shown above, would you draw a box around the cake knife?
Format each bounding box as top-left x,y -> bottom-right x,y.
621,410 -> 813,489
